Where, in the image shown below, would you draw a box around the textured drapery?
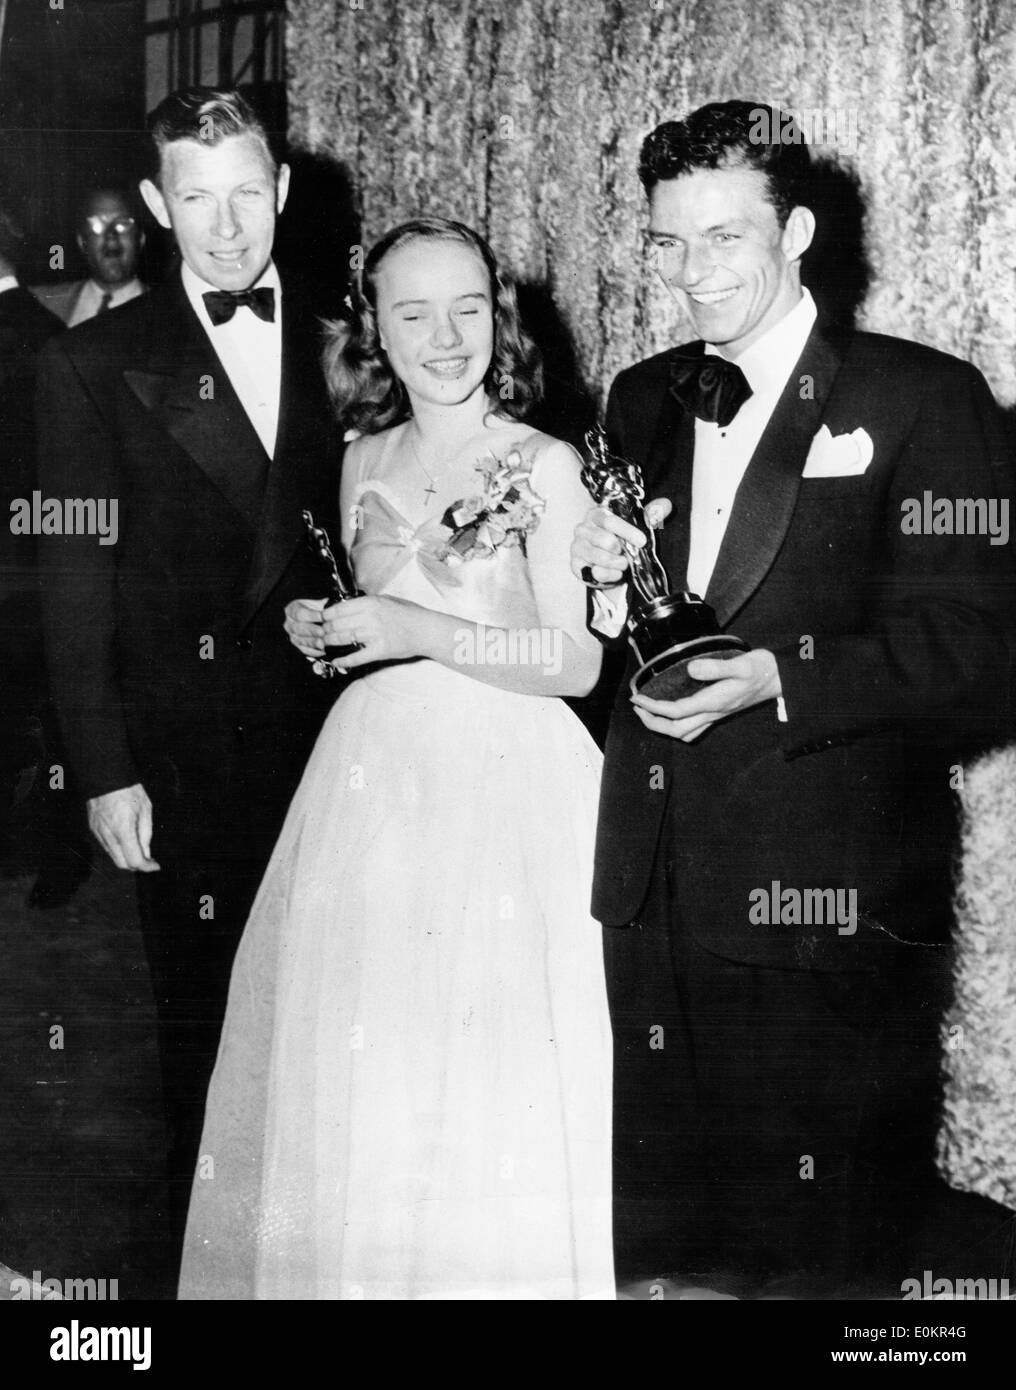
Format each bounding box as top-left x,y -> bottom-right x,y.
288,0 -> 1016,407
938,748 -> 1016,1212
288,0 -> 1016,1210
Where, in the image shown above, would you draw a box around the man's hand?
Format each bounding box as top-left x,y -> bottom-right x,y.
284,596 -> 329,661
87,783 -> 160,872
570,498 -> 673,586
632,650 -> 782,741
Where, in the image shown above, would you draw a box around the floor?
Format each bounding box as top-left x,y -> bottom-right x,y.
1,787 -> 1013,1303
0,800 -> 170,1301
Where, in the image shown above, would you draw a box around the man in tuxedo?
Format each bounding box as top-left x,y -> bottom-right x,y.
37,87 -> 341,1286
32,186 -> 146,325
572,101 -> 1013,1295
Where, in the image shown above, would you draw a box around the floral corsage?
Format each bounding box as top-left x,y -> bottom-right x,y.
437,448 -> 546,565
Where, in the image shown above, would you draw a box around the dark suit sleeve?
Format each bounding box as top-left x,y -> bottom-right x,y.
774,360 -> 1015,755
36,336 -> 141,799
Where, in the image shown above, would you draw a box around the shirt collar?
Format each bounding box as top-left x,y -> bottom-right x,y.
182,260 -> 281,327
0,274 -> 18,295
86,276 -> 143,303
706,287 -> 817,398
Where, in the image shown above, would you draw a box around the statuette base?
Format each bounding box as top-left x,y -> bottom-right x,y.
631,632 -> 751,701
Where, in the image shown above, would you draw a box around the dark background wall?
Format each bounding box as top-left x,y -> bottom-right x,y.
0,0 -> 146,282
0,0 -> 289,286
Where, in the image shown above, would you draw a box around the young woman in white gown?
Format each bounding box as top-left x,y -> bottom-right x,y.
178,219 -> 614,1300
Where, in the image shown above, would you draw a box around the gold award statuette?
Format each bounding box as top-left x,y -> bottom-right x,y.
580,426 -> 750,700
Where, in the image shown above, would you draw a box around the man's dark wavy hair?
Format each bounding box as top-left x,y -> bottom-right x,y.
323,218 -> 543,434
638,100 -> 813,226
147,86 -> 277,184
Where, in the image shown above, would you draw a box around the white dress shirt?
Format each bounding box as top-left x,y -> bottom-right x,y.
182,260 -> 283,459
68,276 -> 145,326
592,289 -> 818,720
686,288 -> 817,596
0,274 -> 19,296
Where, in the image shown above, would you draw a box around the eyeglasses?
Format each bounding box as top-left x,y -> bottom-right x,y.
83,216 -> 137,237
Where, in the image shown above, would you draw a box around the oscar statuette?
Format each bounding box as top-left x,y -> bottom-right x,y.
301,509 -> 364,673
580,426 -> 750,700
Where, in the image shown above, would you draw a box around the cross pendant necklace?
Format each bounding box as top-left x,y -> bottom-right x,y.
409,429 -> 440,505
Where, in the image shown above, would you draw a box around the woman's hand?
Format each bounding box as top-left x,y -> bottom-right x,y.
315,594 -> 431,671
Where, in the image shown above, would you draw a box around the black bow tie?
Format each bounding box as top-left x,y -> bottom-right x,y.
202,285 -> 275,326
669,352 -> 752,427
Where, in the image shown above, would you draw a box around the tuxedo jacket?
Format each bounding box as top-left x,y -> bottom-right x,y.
35,270 -> 341,858
594,323 -> 1014,970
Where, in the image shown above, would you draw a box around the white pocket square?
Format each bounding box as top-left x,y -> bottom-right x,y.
801,425 -> 874,478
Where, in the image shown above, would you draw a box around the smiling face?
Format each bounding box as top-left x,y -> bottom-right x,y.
140,132 -> 289,290
77,189 -> 143,289
374,237 -> 494,412
647,164 -> 814,356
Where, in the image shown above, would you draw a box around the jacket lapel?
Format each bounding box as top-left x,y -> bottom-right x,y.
705,324 -> 847,627
239,276 -> 339,625
121,275 -> 269,533
645,349 -> 699,592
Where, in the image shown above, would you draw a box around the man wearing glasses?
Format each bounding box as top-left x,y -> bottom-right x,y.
33,187 -> 146,325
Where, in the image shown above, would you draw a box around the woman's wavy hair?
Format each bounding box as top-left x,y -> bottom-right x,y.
322,218 -> 543,433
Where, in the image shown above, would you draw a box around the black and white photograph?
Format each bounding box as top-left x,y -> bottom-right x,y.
1,0 -> 1014,1361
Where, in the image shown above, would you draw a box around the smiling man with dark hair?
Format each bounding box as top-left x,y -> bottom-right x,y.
573,99 -> 1014,1296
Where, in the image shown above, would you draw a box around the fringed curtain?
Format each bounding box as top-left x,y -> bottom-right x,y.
288,0 -> 1016,407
